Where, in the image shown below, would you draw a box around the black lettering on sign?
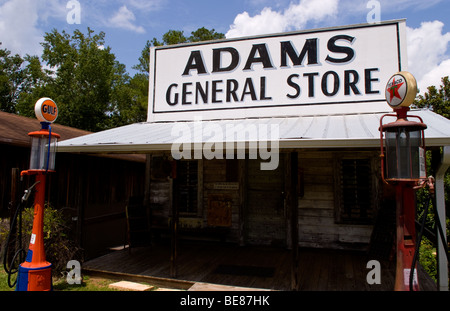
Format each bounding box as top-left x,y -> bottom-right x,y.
321,71 -> 340,96
365,68 -> 380,94
244,44 -> 274,70
280,39 -> 318,67
166,83 -> 179,105
303,72 -> 319,97
183,50 -> 207,75
344,70 -> 361,95
212,47 -> 240,73
326,35 -> 355,64
287,74 -> 301,99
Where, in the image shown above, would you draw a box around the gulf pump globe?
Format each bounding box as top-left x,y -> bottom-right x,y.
26,98 -> 60,173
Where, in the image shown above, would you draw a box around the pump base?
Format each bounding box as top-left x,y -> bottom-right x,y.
16,264 -> 52,291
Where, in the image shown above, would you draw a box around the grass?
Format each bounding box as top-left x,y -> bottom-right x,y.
52,275 -> 120,291
0,269 -> 14,291
0,269 -> 156,291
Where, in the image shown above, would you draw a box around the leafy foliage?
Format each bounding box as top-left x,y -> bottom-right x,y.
20,205 -> 83,275
413,76 -> 450,283
128,27 -> 225,125
0,44 -> 49,114
1,27 -> 225,131
414,76 -> 450,119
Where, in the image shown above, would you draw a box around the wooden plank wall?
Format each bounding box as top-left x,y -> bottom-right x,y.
147,150 -> 381,251
0,145 -> 30,217
246,158 -> 286,246
297,150 -> 375,250
203,159 -> 241,241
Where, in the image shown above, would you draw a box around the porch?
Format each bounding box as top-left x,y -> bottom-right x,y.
82,241 -> 437,291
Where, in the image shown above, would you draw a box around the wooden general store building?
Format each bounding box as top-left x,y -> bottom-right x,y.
57,20 -> 450,290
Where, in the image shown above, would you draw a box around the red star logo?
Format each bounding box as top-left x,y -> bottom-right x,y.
387,77 -> 404,101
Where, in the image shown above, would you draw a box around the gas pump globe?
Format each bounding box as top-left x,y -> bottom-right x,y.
16,98 -> 59,291
379,71 -> 428,291
26,97 -> 60,173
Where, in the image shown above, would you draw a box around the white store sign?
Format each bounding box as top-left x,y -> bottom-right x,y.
148,20 -> 407,122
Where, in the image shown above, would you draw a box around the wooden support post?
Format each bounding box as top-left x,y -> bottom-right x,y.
170,161 -> 178,278
143,155 -> 152,209
238,159 -> 246,246
290,152 -> 300,290
9,168 -> 19,218
286,155 -> 292,249
144,155 -> 152,247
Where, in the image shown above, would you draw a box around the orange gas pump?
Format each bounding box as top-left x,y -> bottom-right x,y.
16,98 -> 59,291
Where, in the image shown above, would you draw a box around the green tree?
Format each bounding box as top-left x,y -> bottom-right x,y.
414,76 -> 450,207
134,27 -> 225,75
18,28 -> 133,132
15,55 -> 54,117
128,27 -> 226,124
188,27 -> 225,42
133,40 -> 153,75
46,28 -> 120,131
107,66 -> 148,127
414,76 -> 450,119
0,45 -> 26,113
413,76 -> 450,281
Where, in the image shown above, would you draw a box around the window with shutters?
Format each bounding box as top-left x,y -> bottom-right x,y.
335,157 -> 376,225
177,160 -> 198,215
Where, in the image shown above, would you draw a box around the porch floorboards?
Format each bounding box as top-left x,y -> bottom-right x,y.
82,241 -> 437,291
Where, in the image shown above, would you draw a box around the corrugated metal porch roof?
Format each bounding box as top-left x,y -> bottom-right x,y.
57,109 -> 450,153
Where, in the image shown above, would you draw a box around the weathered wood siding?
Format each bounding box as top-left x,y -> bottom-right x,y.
203,159 -> 241,241
147,150 -> 381,250
0,145 -> 30,216
246,158 -> 286,246
297,151 -> 376,250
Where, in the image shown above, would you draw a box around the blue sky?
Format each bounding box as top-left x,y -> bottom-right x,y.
0,0 -> 449,93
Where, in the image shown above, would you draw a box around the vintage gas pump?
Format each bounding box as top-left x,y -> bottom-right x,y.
16,98 -> 60,291
379,72 -> 430,291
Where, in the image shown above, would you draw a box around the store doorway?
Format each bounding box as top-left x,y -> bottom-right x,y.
245,156 -> 286,246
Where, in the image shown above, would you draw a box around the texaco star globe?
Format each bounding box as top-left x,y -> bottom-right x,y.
385,71 -> 417,108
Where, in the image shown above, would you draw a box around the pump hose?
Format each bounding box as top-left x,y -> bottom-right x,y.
409,195 -> 430,291
410,194 -> 450,291
2,201 -> 26,288
2,180 -> 39,288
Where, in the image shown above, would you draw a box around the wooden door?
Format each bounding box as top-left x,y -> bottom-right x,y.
246,156 -> 286,246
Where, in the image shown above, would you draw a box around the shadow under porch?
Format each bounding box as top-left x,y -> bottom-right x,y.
81,241 -> 437,291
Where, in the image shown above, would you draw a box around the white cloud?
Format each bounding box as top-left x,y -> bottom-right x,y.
226,8 -> 286,38
127,0 -> 164,12
226,0 -> 339,38
418,59 -> 450,93
0,0 -> 69,56
108,5 -> 145,34
406,21 -> 450,93
0,0 -> 42,56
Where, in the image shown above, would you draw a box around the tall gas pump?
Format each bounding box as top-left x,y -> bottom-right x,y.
379,72 -> 431,291
16,98 -> 60,291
